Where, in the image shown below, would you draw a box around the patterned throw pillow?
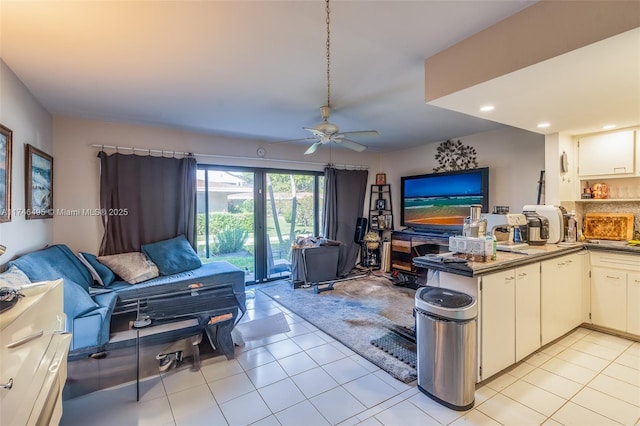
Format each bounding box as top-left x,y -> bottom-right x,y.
97,252 -> 159,284
0,265 -> 32,289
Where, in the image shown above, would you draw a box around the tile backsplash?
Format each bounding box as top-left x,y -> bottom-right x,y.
561,201 -> 640,240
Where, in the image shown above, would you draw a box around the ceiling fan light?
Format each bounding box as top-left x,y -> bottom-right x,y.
316,122 -> 338,134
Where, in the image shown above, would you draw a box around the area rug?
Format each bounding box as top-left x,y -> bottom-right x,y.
258,274 -> 418,383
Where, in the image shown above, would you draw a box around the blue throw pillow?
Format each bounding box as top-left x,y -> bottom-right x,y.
141,235 -> 202,276
64,279 -> 99,319
77,252 -> 115,286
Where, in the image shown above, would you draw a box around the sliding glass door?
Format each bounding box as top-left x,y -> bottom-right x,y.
265,172 -> 324,280
196,168 -> 255,280
197,165 -> 324,284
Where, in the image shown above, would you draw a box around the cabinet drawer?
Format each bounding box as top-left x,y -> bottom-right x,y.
0,281 -> 64,426
391,242 -> 411,254
590,252 -> 640,272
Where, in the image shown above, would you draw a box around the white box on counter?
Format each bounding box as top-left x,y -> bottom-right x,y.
449,236 -> 493,262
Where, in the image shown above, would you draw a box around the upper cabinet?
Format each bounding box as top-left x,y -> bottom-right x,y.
577,130 -> 635,177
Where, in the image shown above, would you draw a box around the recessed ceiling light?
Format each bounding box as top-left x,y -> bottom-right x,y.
480,105 -> 494,112
537,122 -> 550,128
602,124 -> 617,130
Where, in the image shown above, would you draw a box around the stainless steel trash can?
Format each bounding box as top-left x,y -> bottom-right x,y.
415,286 -> 477,411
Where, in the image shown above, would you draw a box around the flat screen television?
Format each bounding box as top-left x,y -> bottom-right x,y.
400,167 -> 489,234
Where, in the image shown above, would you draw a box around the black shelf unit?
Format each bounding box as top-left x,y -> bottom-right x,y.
361,184 -> 394,269
368,184 -> 394,235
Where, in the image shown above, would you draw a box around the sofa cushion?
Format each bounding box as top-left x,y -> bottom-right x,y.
64,279 -> 99,320
0,265 -> 31,288
141,235 -> 202,276
97,252 -> 159,284
9,244 -> 94,291
77,252 -> 115,286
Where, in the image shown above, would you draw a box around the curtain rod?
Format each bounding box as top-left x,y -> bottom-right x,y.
89,144 -> 369,170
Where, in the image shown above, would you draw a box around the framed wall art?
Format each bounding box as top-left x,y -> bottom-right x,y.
375,173 -> 386,185
25,144 -> 53,219
0,124 -> 12,223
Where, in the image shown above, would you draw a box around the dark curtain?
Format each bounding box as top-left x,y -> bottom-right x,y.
322,167 -> 368,277
98,152 -> 197,256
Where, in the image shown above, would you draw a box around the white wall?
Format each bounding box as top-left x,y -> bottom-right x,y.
53,118 -> 544,253
545,132 -> 576,204
0,60 -> 53,262
380,126 -> 545,229
52,115 -> 379,253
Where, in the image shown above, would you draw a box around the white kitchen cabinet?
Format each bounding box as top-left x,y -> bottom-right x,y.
591,267 -> 627,331
577,130 -> 635,176
541,252 -> 582,345
590,251 -> 640,336
515,263 -> 541,362
626,272 -> 640,335
481,269 -> 515,380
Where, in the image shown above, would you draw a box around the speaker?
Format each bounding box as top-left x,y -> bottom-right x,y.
354,217 -> 368,243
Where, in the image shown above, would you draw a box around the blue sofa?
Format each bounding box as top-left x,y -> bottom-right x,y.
9,244 -> 246,353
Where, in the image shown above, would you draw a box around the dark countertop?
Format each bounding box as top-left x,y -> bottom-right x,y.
583,240 -> 640,255
413,244 -> 585,277
413,240 -> 640,278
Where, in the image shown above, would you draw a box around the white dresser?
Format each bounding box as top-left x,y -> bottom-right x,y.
0,280 -> 71,426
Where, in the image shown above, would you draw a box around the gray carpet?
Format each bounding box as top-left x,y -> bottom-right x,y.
258,274 -> 418,383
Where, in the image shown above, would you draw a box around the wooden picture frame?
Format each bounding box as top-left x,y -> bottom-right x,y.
375,173 -> 386,185
0,124 -> 12,223
25,144 -> 53,219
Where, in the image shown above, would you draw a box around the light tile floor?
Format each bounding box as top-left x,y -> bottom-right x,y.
61,288 -> 640,426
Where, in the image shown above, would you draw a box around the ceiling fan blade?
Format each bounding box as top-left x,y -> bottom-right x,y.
337,138 -> 367,152
304,142 -> 322,155
269,137 -> 316,145
339,130 -> 379,138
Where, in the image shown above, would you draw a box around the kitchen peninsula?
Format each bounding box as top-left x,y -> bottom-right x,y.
413,243 -> 639,383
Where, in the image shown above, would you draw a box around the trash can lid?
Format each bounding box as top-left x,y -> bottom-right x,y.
415,286 -> 477,320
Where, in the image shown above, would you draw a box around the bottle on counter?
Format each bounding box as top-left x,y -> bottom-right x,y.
463,204 -> 487,238
566,211 -> 577,243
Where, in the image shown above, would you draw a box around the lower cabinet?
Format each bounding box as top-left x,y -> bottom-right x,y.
515,263 -> 541,362
540,253 -> 582,345
481,262 -> 541,379
481,269 -> 515,380
591,267 -> 627,330
590,251 -> 640,335
627,272 -> 640,335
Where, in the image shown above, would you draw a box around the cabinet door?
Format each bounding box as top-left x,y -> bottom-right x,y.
515,263 -> 541,362
541,253 -> 582,345
578,130 -> 635,176
481,269 -> 515,380
562,253 -> 583,329
627,272 -> 640,335
591,267 -> 627,331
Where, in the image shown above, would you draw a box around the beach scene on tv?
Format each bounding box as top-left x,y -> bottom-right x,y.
403,172 -> 484,226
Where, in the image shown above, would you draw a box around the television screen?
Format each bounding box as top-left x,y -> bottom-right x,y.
401,167 -> 489,233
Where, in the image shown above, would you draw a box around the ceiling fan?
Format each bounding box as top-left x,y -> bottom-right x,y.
278,0 -> 379,155
299,106 -> 379,154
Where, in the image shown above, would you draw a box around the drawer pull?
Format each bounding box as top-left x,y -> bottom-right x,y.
6,330 -> 43,348
0,378 -> 13,390
605,276 -> 621,280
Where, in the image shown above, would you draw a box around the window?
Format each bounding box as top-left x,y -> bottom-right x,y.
197,165 -> 324,284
